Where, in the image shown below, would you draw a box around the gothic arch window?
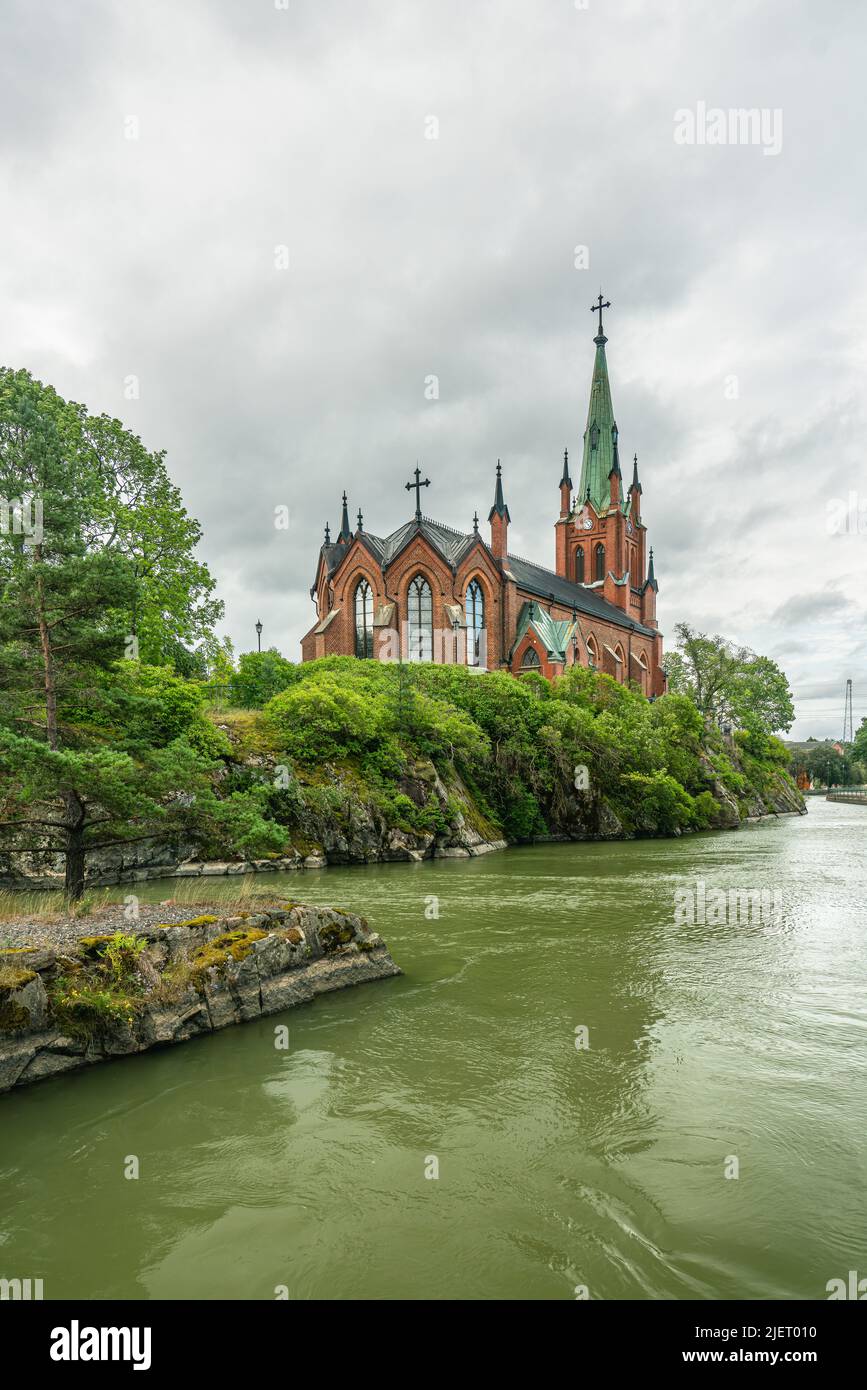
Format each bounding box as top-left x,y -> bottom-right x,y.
586,634 -> 599,669
635,651 -> 649,694
594,543 -> 605,582
465,579 -> 485,667
521,646 -> 541,669
614,644 -> 625,681
575,546 -> 585,584
407,575 -> 433,662
354,579 -> 374,658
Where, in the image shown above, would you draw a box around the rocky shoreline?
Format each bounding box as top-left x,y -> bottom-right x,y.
0,900 -> 401,1094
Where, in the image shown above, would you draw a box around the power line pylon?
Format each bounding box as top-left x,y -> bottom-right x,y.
842,678 -> 854,744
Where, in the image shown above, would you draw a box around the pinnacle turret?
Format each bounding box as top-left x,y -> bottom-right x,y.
488,459 -> 510,522
339,491 -> 351,541
630,452 -> 642,495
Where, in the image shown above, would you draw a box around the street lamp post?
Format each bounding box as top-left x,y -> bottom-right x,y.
255,620 -> 263,653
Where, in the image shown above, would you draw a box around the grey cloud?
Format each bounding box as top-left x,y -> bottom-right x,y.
2,0 -> 866,740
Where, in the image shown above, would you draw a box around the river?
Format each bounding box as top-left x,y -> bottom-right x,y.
1,798 -> 865,1300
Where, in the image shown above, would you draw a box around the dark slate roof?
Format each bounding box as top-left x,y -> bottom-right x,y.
359,516 -> 477,570
316,514 -> 656,639
504,553 -> 657,637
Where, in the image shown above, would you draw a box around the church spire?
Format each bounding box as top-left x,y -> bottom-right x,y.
646,547 -> 658,591
578,294 -> 623,514
488,459 -> 510,522
630,451 -> 642,495
488,460 -> 510,560
559,446 -> 572,519
339,491 -> 351,541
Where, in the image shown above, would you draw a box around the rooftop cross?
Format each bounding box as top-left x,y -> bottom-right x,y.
591,292 -> 611,338
405,464 -> 431,522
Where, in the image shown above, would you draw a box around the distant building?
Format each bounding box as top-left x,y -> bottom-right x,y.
302,299 -> 665,694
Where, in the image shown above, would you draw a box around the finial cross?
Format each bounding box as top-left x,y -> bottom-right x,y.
591,292 -> 611,337
405,464 -> 431,521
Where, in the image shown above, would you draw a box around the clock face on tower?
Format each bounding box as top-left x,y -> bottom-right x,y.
575,507 -> 592,531
626,518 -> 634,535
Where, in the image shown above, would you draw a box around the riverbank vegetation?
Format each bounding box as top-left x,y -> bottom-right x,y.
1,370 -> 802,898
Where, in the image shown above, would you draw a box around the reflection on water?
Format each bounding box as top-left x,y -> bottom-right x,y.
1,800 -> 865,1300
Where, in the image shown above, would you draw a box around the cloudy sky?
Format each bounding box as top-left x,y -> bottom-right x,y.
2,0 -> 865,738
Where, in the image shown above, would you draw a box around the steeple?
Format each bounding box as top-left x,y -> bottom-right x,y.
339,492 -> 351,541
630,452 -> 642,495
356,508 -> 363,533
488,459 -> 510,522
324,522 -> 331,545
578,296 -> 623,514
488,460 -> 510,559
646,547 -> 658,591
559,446 -> 572,519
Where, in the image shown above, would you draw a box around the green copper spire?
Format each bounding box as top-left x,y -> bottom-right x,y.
577,297 -> 624,514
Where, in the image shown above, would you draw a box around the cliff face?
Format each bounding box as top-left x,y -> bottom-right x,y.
0,732 -> 806,889
0,904 -> 400,1094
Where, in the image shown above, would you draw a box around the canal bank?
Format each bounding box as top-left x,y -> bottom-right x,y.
0,798 -> 864,1300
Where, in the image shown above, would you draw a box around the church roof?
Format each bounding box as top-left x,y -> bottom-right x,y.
503,553 -> 657,636
317,512 -> 655,637
359,515 -> 477,570
514,601 -> 574,661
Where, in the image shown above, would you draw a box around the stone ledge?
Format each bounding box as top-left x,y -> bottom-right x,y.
0,906 -> 401,1095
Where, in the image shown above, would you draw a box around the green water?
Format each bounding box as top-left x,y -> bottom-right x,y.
2,798 -> 866,1301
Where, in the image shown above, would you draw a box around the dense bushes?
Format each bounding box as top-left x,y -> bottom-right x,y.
247,657 -> 794,842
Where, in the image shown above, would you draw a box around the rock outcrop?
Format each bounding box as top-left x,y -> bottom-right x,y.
0,905 -> 401,1094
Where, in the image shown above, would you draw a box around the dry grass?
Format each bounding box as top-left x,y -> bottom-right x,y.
0,887 -> 116,925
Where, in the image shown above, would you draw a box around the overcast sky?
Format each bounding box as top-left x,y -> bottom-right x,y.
2,0 -> 865,738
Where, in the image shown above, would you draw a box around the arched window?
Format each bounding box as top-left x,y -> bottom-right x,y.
594,543 -> 605,582
614,645 -> 625,680
465,579 -> 485,666
354,579 -> 373,658
586,634 -> 599,669
575,546 -> 585,584
407,575 -> 433,662
635,651 -> 649,694
521,646 -> 541,669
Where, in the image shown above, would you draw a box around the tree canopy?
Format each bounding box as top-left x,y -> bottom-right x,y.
0,369 -> 280,896
663,622 -> 794,740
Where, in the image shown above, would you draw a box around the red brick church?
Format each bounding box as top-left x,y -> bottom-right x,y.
301,297 -> 665,694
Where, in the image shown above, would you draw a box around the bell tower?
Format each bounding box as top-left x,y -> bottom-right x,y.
555,296 -> 653,622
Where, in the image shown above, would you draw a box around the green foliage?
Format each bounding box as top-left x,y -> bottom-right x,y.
97,931 -> 147,985
620,771 -> 696,834
0,370 -> 269,896
230,649 -> 295,708
804,743 -> 852,788
664,622 -> 794,737
852,718 -> 867,773
256,656 -> 796,844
